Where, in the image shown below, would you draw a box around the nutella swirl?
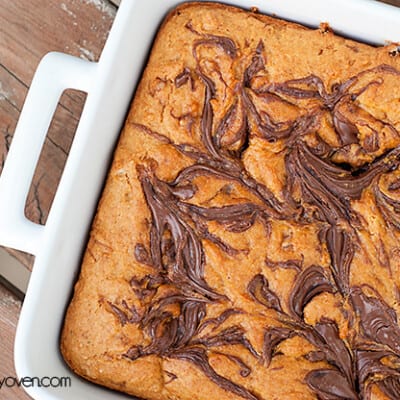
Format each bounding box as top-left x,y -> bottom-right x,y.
356,350 -> 400,398
312,319 -> 354,384
113,23 -> 400,400
244,40 -> 265,86
375,181 -> 400,230
350,288 -> 400,353
325,226 -> 354,295
306,369 -> 358,400
247,274 -> 282,313
175,67 -> 195,90
378,376 -> 400,400
289,265 -> 335,319
138,166 -> 222,301
262,327 -> 293,366
332,109 -> 359,146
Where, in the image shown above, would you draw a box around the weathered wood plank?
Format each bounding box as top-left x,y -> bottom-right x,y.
380,0 -> 400,5
0,282 -> 31,399
0,0 -> 116,85
0,0 -> 116,269
23,90 -> 87,225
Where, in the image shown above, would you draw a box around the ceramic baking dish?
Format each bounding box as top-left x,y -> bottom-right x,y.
0,0 -> 399,399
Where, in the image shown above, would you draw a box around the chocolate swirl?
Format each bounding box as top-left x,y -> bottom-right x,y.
306,369 -> 358,400
289,265 -> 335,319
262,327 -> 294,366
304,320 -> 357,399
301,319 -> 362,400
244,40 -> 265,86
264,64 -> 400,152
286,141 -> 395,224
175,67 -> 195,89
325,226 -> 354,295
113,22 -> 400,400
124,295 -> 259,400
247,274 -> 282,313
138,166 -> 222,300
375,181 -> 400,230
350,288 -> 400,353
182,202 -> 261,233
332,108 -> 359,146
186,22 -> 238,60
356,350 -> 400,398
378,376 -> 400,400
170,348 -> 258,400
265,255 -> 302,272
312,319 -> 354,384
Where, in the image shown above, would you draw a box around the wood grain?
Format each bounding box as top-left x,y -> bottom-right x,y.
0,0 -> 117,270
0,4 -> 117,395
379,0 -> 400,5
0,282 -> 31,400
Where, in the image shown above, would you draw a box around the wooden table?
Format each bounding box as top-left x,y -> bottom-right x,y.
0,0 -> 399,398
0,281 -> 29,400
0,1 -> 118,398
0,0 -> 119,269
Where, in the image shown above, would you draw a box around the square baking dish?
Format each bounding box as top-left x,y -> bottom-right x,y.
0,0 -> 399,399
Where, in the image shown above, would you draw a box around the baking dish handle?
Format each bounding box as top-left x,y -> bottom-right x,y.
0,52 -> 96,255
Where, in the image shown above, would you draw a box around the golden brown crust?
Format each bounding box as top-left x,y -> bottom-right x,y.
61,2 -> 400,400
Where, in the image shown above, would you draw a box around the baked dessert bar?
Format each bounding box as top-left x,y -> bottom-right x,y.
61,2 -> 400,399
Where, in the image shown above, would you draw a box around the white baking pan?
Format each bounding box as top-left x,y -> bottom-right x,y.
0,0 -> 399,399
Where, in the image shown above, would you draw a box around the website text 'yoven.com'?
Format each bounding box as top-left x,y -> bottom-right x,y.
0,376 -> 72,389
